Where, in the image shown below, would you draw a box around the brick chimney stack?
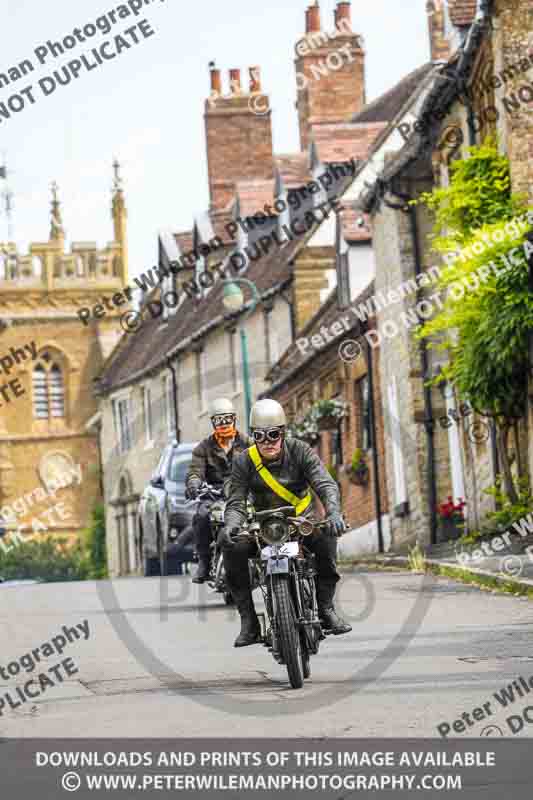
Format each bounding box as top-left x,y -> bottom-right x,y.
336,1 -> 352,28
306,3 -> 321,33
295,1 -> 365,151
205,65 -> 274,211
427,0 -> 451,62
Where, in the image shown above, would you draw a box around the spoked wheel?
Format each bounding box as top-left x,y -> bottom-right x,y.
301,637 -> 311,679
271,574 -> 304,690
300,576 -> 318,679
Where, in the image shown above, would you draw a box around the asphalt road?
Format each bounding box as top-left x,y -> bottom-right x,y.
1,567 -> 533,738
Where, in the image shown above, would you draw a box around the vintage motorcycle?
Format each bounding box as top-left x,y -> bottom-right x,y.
229,506 -> 329,690
188,482 -> 255,605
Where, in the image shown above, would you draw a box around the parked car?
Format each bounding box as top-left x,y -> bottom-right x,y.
138,440 -> 198,576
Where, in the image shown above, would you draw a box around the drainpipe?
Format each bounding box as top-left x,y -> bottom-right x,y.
166,358 -> 180,443
382,186 -> 439,546
363,325 -> 385,554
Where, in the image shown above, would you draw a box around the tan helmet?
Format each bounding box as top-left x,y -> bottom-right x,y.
250,398 -> 286,429
208,397 -> 235,418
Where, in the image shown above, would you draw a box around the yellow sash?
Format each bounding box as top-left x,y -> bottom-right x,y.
248,445 -> 312,515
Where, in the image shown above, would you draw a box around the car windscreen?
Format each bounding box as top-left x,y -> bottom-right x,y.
168,453 -> 192,484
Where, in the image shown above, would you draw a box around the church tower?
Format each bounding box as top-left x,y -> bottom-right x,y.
0,165 -> 128,544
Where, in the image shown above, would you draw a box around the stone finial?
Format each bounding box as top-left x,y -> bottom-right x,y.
49,180 -> 65,242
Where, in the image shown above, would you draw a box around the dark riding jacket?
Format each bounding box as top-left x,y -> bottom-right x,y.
224,438 -> 341,530
185,432 -> 252,494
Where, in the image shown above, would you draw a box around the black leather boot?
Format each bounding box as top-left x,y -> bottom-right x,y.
233,588 -> 261,647
317,581 -> 352,635
192,554 -> 210,584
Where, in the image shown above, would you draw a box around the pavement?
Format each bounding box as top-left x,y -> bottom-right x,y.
368,530 -> 533,589
1,566 -> 533,739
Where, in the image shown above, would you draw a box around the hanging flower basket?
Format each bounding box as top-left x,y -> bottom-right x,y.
349,466 -> 369,486
313,398 -> 348,431
286,419 -> 319,445
317,414 -> 338,431
347,448 -> 369,486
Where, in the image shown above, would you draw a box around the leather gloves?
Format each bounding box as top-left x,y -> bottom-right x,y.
325,512 -> 346,538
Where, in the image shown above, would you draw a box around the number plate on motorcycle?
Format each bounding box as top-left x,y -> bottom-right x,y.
266,557 -> 289,575
261,542 -> 299,560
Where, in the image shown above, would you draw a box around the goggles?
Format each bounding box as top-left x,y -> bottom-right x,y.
253,427 -> 284,444
212,413 -> 236,427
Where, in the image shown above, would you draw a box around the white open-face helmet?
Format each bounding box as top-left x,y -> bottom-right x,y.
209,397 -> 235,417
249,399 -> 286,430
209,397 -> 236,428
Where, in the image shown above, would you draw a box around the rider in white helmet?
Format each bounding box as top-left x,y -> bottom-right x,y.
220,398 -> 351,647
185,397 -> 252,583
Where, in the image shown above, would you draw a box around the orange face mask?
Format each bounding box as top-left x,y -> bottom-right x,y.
213,424 -> 236,446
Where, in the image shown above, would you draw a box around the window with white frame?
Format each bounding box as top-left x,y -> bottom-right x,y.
164,373 -> 176,436
195,349 -> 207,412
141,385 -> 153,445
113,396 -> 132,454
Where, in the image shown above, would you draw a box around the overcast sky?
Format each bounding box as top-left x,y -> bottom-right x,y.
1,0 -> 429,282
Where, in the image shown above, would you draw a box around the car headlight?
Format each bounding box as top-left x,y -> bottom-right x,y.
261,519 -> 289,546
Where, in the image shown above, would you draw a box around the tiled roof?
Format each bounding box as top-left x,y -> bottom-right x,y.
351,63 -> 435,123
274,154 -> 313,188
235,179 -> 276,218
311,122 -> 387,163
100,233 -> 308,392
448,0 -> 477,27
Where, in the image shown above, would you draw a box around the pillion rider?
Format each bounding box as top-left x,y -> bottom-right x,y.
220,398 -> 352,647
185,398 -> 251,584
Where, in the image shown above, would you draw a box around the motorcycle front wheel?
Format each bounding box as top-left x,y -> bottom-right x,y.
271,574 -> 304,690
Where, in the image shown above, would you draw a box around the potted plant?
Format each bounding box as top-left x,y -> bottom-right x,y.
348,448 -> 369,486
313,398 -> 348,431
286,417 -> 319,446
437,496 -> 466,542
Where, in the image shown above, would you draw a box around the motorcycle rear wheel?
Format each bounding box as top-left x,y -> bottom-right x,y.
271,574 -> 304,690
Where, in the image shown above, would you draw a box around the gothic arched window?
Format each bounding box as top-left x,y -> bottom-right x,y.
32,353 -> 65,419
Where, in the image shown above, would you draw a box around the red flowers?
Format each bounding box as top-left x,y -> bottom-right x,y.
437,496 -> 466,520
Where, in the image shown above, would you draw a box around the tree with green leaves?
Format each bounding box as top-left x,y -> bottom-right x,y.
416,138 -> 533,502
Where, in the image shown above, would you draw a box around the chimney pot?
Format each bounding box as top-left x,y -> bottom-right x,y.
229,68 -> 241,93
336,1 -> 352,30
249,66 -> 261,93
210,66 -> 221,94
306,3 -> 321,33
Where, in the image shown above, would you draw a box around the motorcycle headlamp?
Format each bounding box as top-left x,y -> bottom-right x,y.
262,517 -> 289,546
